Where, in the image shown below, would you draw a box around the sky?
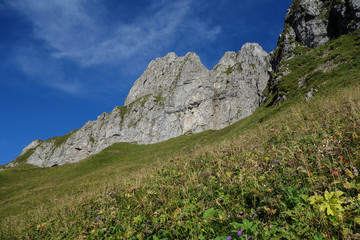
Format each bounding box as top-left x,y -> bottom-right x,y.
0,0 -> 293,166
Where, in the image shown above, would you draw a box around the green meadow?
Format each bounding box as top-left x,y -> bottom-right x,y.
1,31 -> 360,239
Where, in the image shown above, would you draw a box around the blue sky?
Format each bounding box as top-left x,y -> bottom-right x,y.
0,0 -> 293,165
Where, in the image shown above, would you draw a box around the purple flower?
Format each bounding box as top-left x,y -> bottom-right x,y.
258,164 -> 262,167
227,237 -> 232,240
247,236 -> 254,240
274,160 -> 279,163
238,230 -> 243,236
97,215 -> 101,218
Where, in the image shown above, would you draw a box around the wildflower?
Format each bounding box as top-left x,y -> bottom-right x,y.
97,215 -> 101,219
248,236 -> 254,240
238,230 -> 243,236
332,169 -> 341,176
227,237 -> 232,240
258,164 -> 262,167
274,160 -> 279,163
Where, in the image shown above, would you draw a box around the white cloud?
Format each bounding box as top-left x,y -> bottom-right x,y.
8,0 -> 221,67
5,0 -> 221,96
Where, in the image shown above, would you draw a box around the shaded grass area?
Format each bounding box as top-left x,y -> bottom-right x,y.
0,31 -> 360,239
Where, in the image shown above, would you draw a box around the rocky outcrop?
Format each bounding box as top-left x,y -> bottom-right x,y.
19,139 -> 42,156
272,0 -> 360,71
14,0 -> 360,168
18,43 -> 271,167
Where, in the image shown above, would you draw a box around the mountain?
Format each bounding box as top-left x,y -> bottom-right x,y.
272,0 -> 360,70
10,43 -> 270,167
267,0 -> 360,105
8,0 -> 360,168
1,0 -> 360,239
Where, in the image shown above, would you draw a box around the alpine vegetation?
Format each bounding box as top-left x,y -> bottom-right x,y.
1,0 -> 360,239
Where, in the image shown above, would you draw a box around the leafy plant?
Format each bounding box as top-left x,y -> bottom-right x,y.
202,208 -> 216,220
309,191 -> 346,217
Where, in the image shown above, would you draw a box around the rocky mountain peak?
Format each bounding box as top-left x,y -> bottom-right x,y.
272,0 -> 360,70
124,51 -> 206,106
215,43 -> 267,66
14,44 -> 270,167
164,51 -> 177,59
11,0 -> 360,168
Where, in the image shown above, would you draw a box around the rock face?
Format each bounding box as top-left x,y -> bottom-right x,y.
14,0 -> 360,168
19,43 -> 271,167
272,0 -> 360,70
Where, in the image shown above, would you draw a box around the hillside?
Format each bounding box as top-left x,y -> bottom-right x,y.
7,0 -> 360,169
1,30 -> 360,239
9,43 -> 270,168
2,0 -> 360,238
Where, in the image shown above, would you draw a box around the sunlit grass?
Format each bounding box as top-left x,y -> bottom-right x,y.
1,31 -> 360,239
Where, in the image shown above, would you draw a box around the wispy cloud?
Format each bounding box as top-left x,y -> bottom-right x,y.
13,46 -> 82,94
8,0 -> 221,67
5,0 -> 221,96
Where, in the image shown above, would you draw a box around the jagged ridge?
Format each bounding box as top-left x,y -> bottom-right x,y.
9,0 -> 360,168
14,43 -> 270,167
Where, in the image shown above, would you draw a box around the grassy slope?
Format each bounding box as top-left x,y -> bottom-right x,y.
0,31 -> 360,239
0,130 -> 216,218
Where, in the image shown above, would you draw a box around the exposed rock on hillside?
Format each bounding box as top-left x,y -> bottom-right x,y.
13,0 -> 360,168
272,0 -> 360,70
19,43 -> 271,167
264,0 -> 360,107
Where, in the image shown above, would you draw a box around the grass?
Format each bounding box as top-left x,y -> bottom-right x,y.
265,30 -> 360,107
51,129 -> 79,148
0,130 -> 215,221
1,31 -> 360,239
224,63 -> 243,75
11,147 -> 37,165
155,94 -> 166,106
117,106 -> 129,121
128,94 -> 152,109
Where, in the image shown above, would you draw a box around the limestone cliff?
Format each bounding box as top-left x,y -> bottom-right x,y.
272,0 -> 360,71
16,43 -> 270,167
264,0 -> 360,106
13,0 -> 360,168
